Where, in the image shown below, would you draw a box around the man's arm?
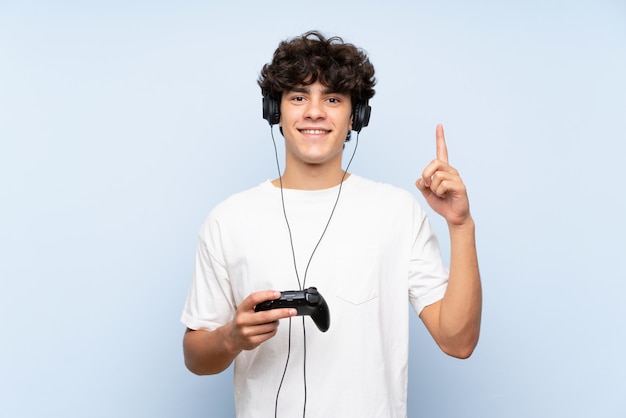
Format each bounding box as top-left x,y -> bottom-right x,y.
415,124 -> 482,359
183,290 -> 297,375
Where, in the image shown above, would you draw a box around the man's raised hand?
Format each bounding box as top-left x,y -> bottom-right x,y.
415,124 -> 471,227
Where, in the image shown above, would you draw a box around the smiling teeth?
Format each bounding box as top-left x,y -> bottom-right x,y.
301,129 -> 328,134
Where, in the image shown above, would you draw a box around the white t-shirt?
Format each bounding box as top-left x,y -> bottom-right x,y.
181,175 -> 448,417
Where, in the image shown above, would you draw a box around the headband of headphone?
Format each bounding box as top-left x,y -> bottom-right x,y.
262,94 -> 371,133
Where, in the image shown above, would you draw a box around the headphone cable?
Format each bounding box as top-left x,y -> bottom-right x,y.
270,127 -> 360,417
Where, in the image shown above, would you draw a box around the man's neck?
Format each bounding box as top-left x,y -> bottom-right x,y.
272,166 -> 350,190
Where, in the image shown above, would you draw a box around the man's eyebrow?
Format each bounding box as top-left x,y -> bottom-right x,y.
288,86 -> 339,95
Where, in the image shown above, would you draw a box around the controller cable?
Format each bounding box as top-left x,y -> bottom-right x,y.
270,127 -> 360,418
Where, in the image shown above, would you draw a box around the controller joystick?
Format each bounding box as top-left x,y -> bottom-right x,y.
255,287 -> 330,332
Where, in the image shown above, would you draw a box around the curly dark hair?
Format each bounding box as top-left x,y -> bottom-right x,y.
258,31 -> 376,103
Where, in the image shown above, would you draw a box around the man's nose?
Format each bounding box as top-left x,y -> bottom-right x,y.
303,99 -> 326,120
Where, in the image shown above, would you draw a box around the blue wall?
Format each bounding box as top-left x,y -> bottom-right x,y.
1,1 -> 625,416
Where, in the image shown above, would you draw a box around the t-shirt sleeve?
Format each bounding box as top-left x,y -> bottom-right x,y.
180,215 -> 236,331
408,201 -> 449,315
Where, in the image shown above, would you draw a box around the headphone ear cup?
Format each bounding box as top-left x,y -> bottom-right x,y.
352,100 -> 371,133
262,95 -> 280,126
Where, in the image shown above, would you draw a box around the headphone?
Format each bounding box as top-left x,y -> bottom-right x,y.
262,94 -> 371,133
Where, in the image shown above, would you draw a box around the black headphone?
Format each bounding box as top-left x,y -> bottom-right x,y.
262,94 -> 371,133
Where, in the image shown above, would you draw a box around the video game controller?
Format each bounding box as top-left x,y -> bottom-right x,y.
254,287 -> 330,332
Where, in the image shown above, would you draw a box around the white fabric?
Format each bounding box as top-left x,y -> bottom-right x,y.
181,175 -> 448,417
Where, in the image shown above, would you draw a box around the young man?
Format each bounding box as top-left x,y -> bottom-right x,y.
181,31 -> 481,417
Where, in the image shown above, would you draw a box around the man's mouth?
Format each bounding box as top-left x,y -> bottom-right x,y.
299,129 -> 330,135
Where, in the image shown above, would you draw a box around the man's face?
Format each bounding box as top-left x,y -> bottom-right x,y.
279,80 -> 352,170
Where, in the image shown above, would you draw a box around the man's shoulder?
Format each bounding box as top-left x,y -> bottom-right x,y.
211,180 -> 274,214
349,175 -> 416,202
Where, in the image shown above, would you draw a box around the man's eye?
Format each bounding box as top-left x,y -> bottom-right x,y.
328,97 -> 339,103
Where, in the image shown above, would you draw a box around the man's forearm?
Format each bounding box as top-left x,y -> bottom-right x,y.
183,325 -> 241,375
438,217 -> 482,357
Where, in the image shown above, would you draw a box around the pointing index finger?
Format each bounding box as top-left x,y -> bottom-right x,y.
436,123 -> 448,163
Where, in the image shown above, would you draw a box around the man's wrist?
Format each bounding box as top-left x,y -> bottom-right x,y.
448,215 -> 475,235
220,322 -> 242,356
